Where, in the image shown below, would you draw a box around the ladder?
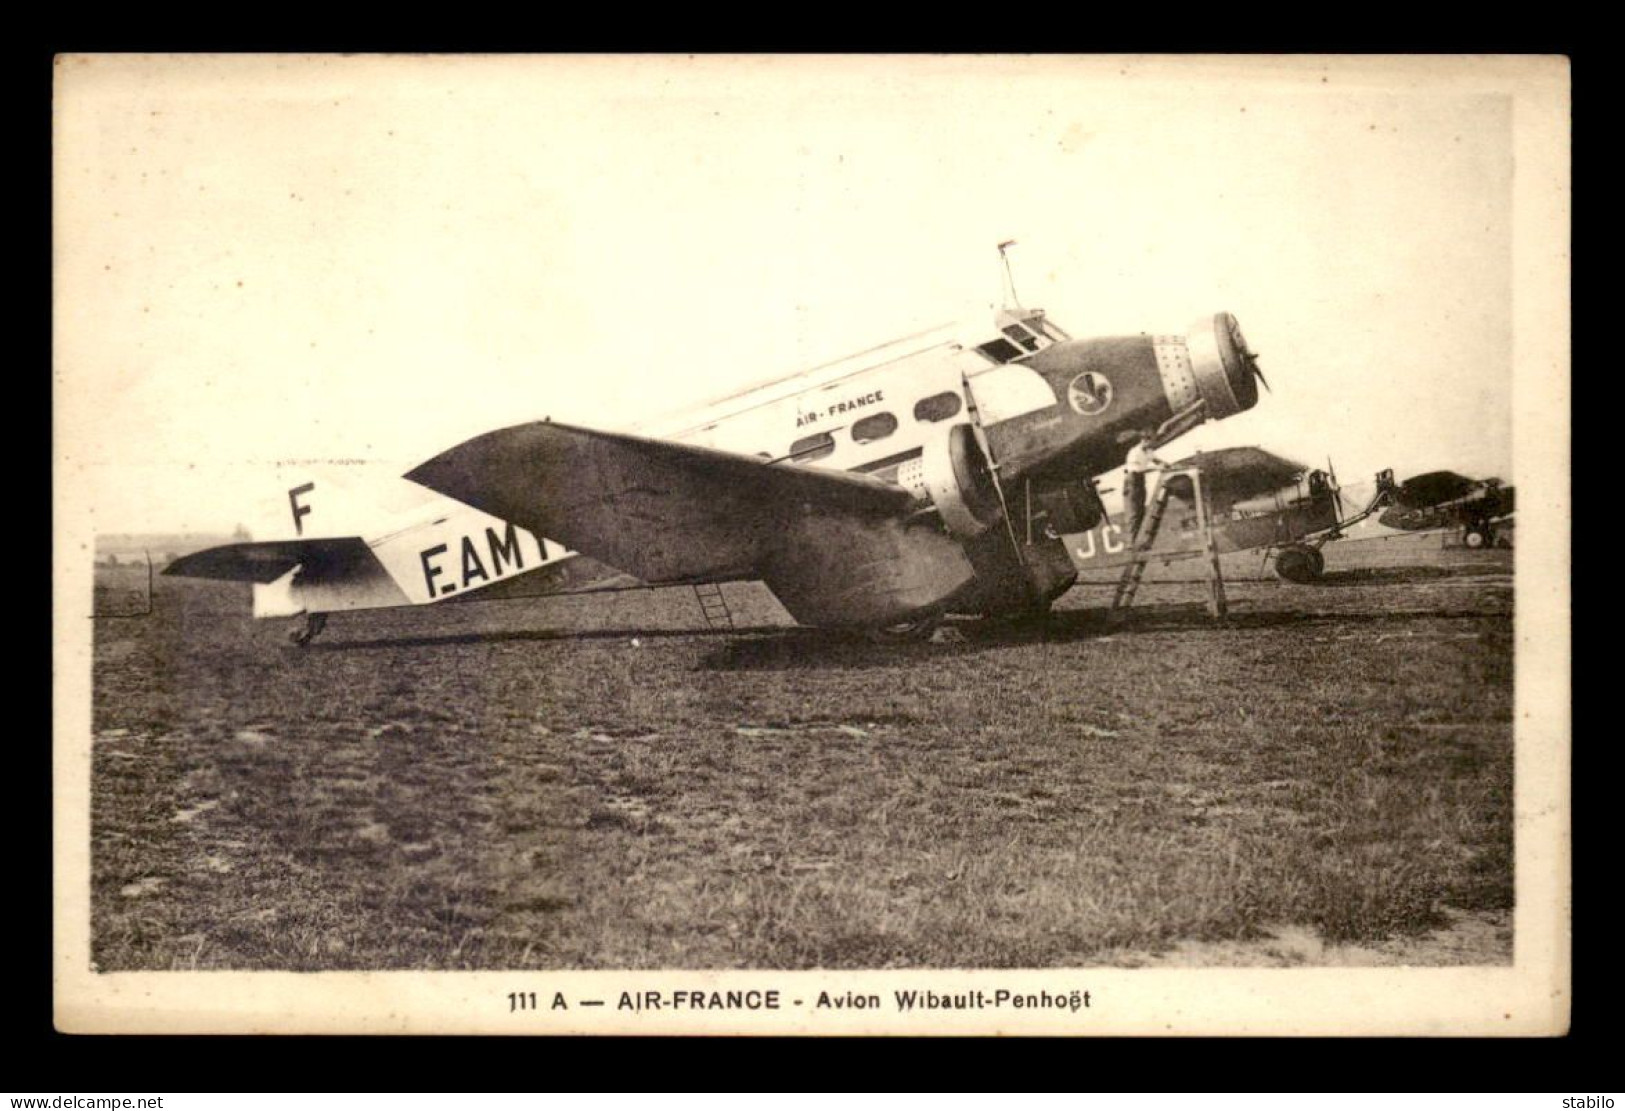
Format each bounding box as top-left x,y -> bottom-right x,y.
692,582 -> 735,630
1110,467 -> 1228,620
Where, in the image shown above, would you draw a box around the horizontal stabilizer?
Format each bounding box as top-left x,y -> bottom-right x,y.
164,537 -> 377,584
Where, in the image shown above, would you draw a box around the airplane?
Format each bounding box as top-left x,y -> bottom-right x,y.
1068,446 -> 1350,583
167,275 -> 1267,641
1068,448 -> 1513,585
1376,470 -> 1515,549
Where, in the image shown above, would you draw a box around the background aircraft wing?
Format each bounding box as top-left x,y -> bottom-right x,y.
1168,446 -> 1309,504
405,421 -> 920,585
1377,471 -> 1512,533
163,537 -> 378,584
1390,470 -> 1480,509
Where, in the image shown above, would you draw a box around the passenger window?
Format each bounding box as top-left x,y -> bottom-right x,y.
913,392 -> 963,423
788,432 -> 835,462
976,338 -> 1024,363
851,412 -> 898,444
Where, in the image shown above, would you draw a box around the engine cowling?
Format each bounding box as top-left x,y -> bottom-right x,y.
898,422 -> 1003,539
1153,312 -> 1260,421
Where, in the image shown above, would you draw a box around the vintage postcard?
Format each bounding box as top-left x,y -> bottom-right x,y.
53,53 -> 1570,1035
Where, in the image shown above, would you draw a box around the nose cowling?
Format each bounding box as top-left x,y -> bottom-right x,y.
1189,311 -> 1261,422
985,313 -> 1264,484
1167,312 -> 1261,420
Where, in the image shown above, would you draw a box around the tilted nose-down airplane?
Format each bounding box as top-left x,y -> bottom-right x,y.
167,290 -> 1265,642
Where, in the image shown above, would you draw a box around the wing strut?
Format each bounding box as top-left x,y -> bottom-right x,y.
1150,400 -> 1208,449
961,371 -> 1035,594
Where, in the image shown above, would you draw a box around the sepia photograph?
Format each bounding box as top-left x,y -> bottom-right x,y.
53,53 -> 1569,1035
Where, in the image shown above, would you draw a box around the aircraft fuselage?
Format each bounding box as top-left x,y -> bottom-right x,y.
214,305 -> 1265,629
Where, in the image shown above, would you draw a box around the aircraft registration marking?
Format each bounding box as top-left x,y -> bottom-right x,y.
288,482 -> 315,536
418,522 -> 530,597
1073,521 -> 1128,561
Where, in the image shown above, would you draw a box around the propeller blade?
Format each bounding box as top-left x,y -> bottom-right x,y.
961,374 -> 1026,565
1251,353 -> 1271,394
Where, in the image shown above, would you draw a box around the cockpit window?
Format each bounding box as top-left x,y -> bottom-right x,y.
851,412 -> 898,444
788,432 -> 835,463
913,392 -> 963,423
1030,316 -> 1068,342
976,338 -> 1024,363
1002,324 -> 1042,353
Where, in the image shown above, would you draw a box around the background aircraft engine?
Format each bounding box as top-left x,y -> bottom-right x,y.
898,423 -> 1004,539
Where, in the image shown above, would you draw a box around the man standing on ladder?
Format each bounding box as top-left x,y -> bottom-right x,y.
1123,427 -> 1168,545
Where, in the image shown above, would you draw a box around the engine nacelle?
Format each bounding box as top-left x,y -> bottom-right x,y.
898,423 -> 1003,539
1154,312 -> 1260,422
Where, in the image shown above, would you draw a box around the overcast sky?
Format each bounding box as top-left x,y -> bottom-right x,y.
56,55 -> 1562,535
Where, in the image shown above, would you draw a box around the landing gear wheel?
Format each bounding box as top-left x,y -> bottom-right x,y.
289,612 -> 327,646
1463,526 -> 1490,549
1274,547 -> 1318,584
1307,548 -> 1326,578
866,610 -> 945,643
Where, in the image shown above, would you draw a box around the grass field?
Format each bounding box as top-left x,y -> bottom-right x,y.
88,538 -> 1514,970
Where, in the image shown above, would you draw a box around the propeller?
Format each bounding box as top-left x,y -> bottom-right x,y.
1247,347 -> 1270,393
1328,456 -> 1344,520
1219,312 -> 1270,396
961,372 -> 1031,575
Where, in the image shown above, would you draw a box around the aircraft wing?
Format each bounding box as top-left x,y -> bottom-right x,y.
1389,470 -> 1480,510
404,420 -> 919,585
1168,446 -> 1309,504
163,537 -> 379,584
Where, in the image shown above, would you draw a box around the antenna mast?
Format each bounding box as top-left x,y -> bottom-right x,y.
997,239 -> 1021,309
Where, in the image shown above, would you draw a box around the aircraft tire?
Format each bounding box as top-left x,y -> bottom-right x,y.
866,610 -> 945,643
288,612 -> 327,647
1274,546 -> 1317,584
1463,527 -> 1489,549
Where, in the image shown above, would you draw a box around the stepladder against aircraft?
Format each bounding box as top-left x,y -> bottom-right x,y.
168,262 -> 1268,643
